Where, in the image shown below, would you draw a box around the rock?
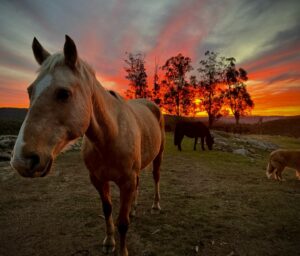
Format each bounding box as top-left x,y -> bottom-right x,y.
245,138 -> 278,151
0,135 -> 17,150
233,148 -> 248,156
0,136 -> 16,161
0,152 -> 11,161
227,251 -> 236,256
212,131 -> 279,156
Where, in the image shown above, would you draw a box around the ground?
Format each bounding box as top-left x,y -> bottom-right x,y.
0,133 -> 300,256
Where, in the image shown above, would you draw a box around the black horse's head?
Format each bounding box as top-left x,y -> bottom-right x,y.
206,134 -> 214,150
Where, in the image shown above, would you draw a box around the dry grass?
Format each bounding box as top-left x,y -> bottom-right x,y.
0,133 -> 300,256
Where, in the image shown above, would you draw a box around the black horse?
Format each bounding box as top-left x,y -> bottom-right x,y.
174,121 -> 214,151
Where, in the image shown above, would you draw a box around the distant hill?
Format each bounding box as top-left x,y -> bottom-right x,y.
0,108 -> 299,137
164,114 -> 285,127
0,108 -> 27,135
216,115 -> 285,124
0,108 -> 27,121
164,114 -> 300,137
257,115 -> 300,137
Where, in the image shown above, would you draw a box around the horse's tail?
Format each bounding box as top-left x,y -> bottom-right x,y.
174,123 -> 180,146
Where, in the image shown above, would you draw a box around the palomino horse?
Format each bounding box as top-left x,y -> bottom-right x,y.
10,35 -> 165,256
174,121 -> 214,151
266,149 -> 300,181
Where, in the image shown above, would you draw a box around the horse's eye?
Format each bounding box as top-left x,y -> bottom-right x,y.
56,88 -> 71,102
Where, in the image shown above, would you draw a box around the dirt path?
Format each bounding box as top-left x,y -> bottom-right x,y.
1,134 -> 300,256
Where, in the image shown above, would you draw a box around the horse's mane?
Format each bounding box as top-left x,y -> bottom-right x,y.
38,53 -> 96,83
108,90 -> 125,101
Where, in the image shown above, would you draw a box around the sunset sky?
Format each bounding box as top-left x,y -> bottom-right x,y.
0,0 -> 299,116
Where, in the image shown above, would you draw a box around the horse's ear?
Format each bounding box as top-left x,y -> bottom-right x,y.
64,35 -> 77,70
32,37 -> 50,65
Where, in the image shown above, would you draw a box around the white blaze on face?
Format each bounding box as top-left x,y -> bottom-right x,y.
32,74 -> 53,103
10,115 -> 28,167
11,74 -> 53,166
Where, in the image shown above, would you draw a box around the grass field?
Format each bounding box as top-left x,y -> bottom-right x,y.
0,132 -> 300,256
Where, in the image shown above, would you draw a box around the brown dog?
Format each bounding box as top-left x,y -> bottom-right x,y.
266,149 -> 300,181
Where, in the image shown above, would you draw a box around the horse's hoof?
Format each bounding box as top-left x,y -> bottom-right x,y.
151,208 -> 161,214
102,244 -> 115,254
102,237 -> 115,254
266,172 -> 274,179
151,203 -> 161,214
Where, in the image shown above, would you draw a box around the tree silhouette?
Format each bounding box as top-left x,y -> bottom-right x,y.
151,57 -> 162,106
224,58 -> 254,125
124,52 -> 149,99
161,53 -> 193,116
197,51 -> 226,128
123,51 -> 255,122
189,75 -> 201,116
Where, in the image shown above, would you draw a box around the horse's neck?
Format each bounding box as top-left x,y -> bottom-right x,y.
85,80 -> 119,147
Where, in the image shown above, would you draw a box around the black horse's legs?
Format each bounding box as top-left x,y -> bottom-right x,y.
178,135 -> 183,151
194,137 -> 198,151
201,137 -> 205,150
178,143 -> 182,151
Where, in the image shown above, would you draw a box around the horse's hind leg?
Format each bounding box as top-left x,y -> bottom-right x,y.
177,134 -> 184,151
130,175 -> 139,217
152,151 -> 163,213
90,175 -> 115,253
194,137 -> 198,151
201,137 -> 205,151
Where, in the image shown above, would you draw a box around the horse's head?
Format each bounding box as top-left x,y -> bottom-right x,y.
11,36 -> 93,178
206,134 -> 214,150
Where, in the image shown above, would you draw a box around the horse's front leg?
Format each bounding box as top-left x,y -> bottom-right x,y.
117,175 -> 137,256
274,167 -> 285,181
201,137 -> 205,151
130,175 -> 139,217
194,137 -> 198,151
90,175 -> 115,253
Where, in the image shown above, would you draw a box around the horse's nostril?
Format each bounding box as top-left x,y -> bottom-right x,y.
29,154 -> 40,170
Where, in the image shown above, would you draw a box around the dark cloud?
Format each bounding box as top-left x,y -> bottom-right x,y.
1,0 -> 300,113
0,44 -> 36,72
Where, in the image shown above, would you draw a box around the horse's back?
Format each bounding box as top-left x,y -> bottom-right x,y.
270,149 -> 300,169
177,121 -> 208,138
128,99 -> 164,127
127,98 -> 165,168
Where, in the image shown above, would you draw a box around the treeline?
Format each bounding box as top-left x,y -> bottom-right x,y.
124,51 -> 254,128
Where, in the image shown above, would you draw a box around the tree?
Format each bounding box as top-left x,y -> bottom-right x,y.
226,85 -> 254,125
224,58 -> 254,125
189,75 -> 201,116
151,57 -> 162,106
197,51 -> 226,128
161,53 -> 193,116
124,52 -> 149,99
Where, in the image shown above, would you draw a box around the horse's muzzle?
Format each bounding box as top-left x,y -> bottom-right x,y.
10,153 -> 53,178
